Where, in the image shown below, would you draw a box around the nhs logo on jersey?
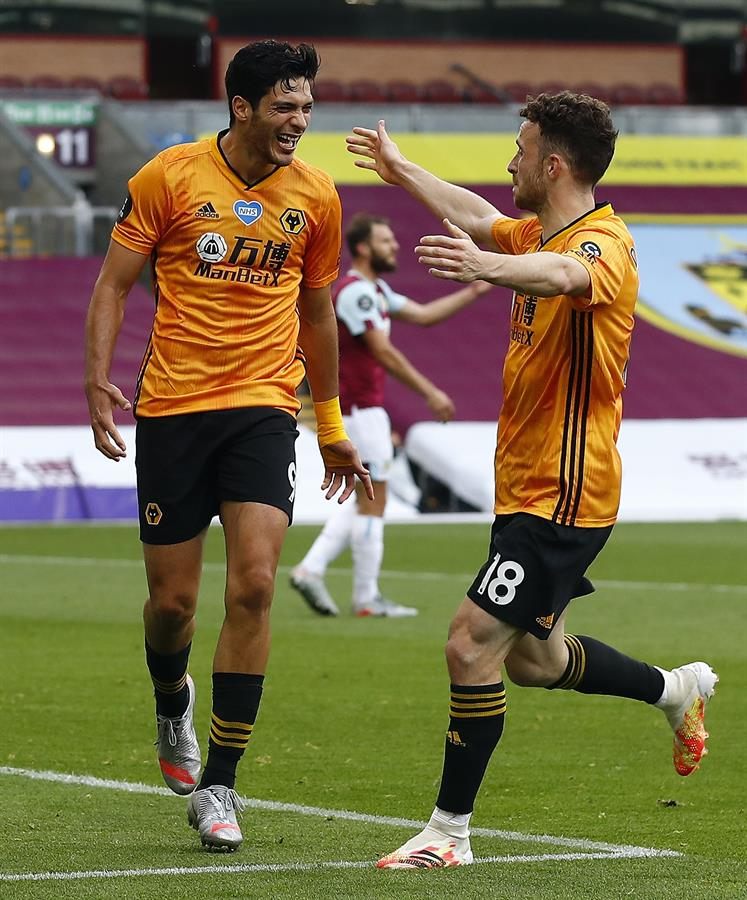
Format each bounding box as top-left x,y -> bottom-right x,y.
233,200 -> 263,226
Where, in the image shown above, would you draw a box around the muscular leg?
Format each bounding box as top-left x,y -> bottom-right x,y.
198,501 -> 288,791
143,532 -> 206,717
506,611 -> 665,702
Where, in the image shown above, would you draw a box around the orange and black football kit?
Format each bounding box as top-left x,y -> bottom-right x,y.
466,204 -> 639,636
113,132 -> 342,542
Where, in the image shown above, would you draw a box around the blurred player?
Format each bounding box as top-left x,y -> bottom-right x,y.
290,213 -> 490,617
84,40 -> 371,852
347,93 -> 718,868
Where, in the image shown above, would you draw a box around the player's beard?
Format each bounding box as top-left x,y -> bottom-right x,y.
513,164 -> 546,213
370,248 -> 397,274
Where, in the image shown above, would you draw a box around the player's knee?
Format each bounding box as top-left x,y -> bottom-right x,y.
226,566 -> 275,617
147,590 -> 197,629
444,629 -> 482,674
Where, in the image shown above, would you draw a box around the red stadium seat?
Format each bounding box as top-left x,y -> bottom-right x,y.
534,82 -> 568,97
421,79 -> 461,103
573,82 -> 612,102
312,79 -> 349,103
107,76 -> 148,99
610,83 -> 647,105
348,79 -> 388,103
386,80 -> 422,103
646,82 -> 683,105
0,75 -> 25,89
500,81 -> 533,103
29,75 -> 65,91
464,83 -> 505,103
68,76 -> 105,94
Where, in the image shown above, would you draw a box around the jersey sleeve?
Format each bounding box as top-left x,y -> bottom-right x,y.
301,185 -> 342,289
381,283 -> 409,315
491,216 -> 540,254
112,154 -> 172,254
562,226 -> 633,309
335,282 -> 387,337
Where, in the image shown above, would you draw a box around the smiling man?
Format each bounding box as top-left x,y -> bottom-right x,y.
84,40 -> 371,852
347,94 -> 718,869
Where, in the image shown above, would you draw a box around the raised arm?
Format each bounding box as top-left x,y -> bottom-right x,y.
347,120 -> 502,250
416,220 -> 591,298
84,240 -> 149,460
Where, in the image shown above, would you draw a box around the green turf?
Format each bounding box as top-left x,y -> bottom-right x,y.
1,521 -> 746,899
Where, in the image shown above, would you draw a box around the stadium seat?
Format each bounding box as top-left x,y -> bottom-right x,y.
610,83 -> 647,105
463,83 -> 505,103
312,79 -> 349,103
386,80 -> 422,103
500,81 -> 533,103
29,75 -> 66,91
646,82 -> 683,105
421,79 -> 461,104
107,76 -> 148,100
68,76 -> 105,94
0,75 -> 25,90
573,82 -> 611,102
535,82 -> 568,97
348,79 -> 388,103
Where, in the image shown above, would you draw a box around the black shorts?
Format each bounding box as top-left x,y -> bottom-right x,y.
135,408 -> 298,545
466,513 -> 613,640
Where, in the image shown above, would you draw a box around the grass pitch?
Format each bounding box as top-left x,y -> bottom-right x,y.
1,520 -> 745,899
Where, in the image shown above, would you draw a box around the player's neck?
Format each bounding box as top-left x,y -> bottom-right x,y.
352,260 -> 377,282
537,188 -> 597,242
219,130 -> 276,185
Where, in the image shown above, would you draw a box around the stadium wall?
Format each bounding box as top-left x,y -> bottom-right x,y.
213,38 -> 683,95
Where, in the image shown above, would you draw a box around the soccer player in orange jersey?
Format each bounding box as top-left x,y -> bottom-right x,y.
347,94 -> 718,869
84,40 -> 371,852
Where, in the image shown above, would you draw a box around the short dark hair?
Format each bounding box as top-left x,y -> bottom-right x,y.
225,40 -> 320,124
520,92 -> 618,187
345,213 -> 390,257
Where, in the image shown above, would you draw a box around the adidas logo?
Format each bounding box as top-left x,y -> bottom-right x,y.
446,730 -> 466,748
195,202 -> 219,219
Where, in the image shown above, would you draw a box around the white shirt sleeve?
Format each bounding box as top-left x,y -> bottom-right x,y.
335,281 -> 389,336
379,281 -> 409,316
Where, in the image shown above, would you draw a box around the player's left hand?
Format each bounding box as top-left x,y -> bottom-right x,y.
319,440 -> 375,504
416,219 -> 491,283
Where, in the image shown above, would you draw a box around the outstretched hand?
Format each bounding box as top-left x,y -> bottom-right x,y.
346,120 -> 405,185
86,380 -> 132,461
417,218 -> 492,283
319,439 -> 374,504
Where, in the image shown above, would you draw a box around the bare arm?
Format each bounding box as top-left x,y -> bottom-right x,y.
362,329 -> 454,422
417,219 -> 591,298
394,280 -> 491,327
297,285 -> 373,502
84,240 -> 149,460
347,120 -> 502,250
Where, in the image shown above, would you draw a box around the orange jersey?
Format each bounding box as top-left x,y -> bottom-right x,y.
490,203 -> 638,527
112,132 -> 342,417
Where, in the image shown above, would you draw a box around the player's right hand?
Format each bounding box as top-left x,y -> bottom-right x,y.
427,388 -> 455,423
346,120 -> 405,185
85,380 -> 131,461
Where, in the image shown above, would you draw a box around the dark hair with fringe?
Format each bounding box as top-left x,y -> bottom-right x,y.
520,92 -> 618,186
345,212 -> 391,257
225,40 -> 320,124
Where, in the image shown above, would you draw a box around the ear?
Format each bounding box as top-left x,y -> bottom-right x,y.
231,95 -> 252,124
545,152 -> 565,180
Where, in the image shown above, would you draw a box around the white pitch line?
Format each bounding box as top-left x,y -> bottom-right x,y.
0,851 -> 645,883
0,766 -> 680,860
0,553 -> 744,594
